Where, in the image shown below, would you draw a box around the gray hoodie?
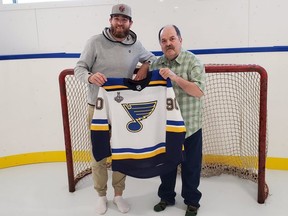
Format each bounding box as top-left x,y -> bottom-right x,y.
74,27 -> 156,105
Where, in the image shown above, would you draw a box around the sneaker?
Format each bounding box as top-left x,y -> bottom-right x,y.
153,200 -> 173,212
185,205 -> 198,216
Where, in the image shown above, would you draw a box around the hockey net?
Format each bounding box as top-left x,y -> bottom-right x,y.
58,64 -> 268,203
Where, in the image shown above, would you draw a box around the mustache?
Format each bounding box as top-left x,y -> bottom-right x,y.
166,45 -> 174,50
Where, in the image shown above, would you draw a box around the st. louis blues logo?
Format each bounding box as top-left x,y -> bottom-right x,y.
122,100 -> 157,133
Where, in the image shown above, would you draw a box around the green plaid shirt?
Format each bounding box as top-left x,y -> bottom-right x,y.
150,50 -> 206,137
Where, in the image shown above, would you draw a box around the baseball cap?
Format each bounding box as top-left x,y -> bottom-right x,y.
110,4 -> 132,19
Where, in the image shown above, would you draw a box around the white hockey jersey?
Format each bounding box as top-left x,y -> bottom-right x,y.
90,70 -> 186,178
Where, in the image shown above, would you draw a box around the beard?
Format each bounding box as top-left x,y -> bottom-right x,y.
110,25 -> 130,39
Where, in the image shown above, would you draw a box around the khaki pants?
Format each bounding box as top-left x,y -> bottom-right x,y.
88,104 -> 126,196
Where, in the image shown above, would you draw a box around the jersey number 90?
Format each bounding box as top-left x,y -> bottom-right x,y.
167,98 -> 179,111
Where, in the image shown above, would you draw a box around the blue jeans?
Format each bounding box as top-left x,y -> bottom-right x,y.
157,129 -> 202,208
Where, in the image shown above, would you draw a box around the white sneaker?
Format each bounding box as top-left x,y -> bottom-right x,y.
95,196 -> 108,215
113,196 -> 130,213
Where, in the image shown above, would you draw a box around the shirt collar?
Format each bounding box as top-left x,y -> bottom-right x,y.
160,49 -> 184,66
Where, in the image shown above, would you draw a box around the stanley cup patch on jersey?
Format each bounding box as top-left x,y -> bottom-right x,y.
90,70 -> 186,178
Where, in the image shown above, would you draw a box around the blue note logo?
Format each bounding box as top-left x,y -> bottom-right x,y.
122,101 -> 157,132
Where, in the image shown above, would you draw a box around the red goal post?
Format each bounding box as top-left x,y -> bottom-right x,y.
58,64 -> 268,203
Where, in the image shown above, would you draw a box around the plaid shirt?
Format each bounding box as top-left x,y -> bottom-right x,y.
150,50 -> 206,137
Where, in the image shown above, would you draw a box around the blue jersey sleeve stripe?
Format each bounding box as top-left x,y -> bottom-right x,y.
167,120 -> 185,126
91,119 -> 109,124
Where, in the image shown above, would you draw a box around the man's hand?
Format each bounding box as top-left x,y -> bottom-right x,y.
133,62 -> 150,81
159,68 -> 177,81
88,72 -> 107,86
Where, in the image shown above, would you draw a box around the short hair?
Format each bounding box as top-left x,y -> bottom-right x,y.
158,25 -> 182,41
